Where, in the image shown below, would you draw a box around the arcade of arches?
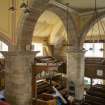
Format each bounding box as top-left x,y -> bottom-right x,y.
0,0 -> 105,105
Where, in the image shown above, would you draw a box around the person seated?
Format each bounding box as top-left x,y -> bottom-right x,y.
0,90 -> 5,101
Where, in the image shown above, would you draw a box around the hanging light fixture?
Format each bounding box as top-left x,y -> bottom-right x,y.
8,0 -> 16,44
8,0 -> 16,11
66,3 -> 70,46
64,3 -> 87,52
94,0 -> 104,51
88,0 -> 104,51
63,3 -> 73,48
88,22 -> 94,51
62,3 -> 68,47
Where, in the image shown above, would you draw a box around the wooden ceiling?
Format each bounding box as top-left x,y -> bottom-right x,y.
57,0 -> 105,10
33,10 -> 67,45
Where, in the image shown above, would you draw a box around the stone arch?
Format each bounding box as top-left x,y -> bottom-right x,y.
80,11 -> 105,45
17,0 -> 77,51
0,32 -> 12,50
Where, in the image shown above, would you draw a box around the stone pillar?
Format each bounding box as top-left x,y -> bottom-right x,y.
3,52 -> 35,105
67,48 -> 85,100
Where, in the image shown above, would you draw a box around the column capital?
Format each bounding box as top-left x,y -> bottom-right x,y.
1,51 -> 39,58
66,46 -> 85,54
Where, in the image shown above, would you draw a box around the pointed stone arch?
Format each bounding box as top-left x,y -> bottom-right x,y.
0,32 -> 12,50
16,0 -> 77,51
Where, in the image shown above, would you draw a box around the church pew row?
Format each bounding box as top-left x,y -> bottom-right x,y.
85,95 -> 105,105
82,85 -> 105,105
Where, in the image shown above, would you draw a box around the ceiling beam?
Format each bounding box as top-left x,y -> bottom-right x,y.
49,0 -> 79,14
80,8 -> 105,16
49,0 -> 105,17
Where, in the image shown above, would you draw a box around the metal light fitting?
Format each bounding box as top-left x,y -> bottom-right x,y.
24,8 -> 30,14
8,6 -> 16,11
20,2 -> 27,8
100,48 -> 104,51
88,0 -> 104,51
89,47 -> 93,51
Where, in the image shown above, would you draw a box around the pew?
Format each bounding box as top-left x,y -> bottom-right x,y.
87,89 -> 105,98
85,94 -> 105,104
32,56 -> 68,105
82,85 -> 105,105
37,80 -> 54,95
81,103 -> 91,105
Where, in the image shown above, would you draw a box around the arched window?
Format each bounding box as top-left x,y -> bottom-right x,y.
83,43 -> 103,57
32,43 -> 43,56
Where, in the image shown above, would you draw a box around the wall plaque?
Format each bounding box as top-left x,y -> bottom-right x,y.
97,70 -> 103,76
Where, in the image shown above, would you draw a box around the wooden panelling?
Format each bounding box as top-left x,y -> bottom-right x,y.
85,58 -> 105,79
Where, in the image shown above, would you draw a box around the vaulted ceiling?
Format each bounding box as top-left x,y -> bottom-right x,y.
33,10 -> 67,44
33,0 -> 105,43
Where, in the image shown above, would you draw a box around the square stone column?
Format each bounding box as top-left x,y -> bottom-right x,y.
2,51 -> 35,105
66,48 -> 85,100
